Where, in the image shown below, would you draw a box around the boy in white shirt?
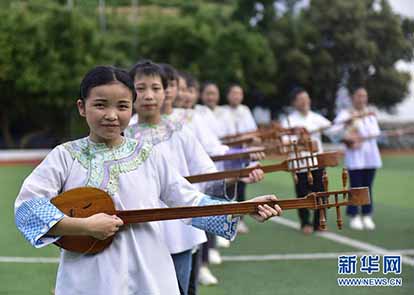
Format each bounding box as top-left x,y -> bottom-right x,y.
280,88 -> 332,234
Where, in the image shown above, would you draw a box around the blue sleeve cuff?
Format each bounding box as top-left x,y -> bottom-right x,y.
191,195 -> 240,241
15,198 -> 65,248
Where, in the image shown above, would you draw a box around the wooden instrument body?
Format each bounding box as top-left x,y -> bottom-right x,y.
51,188 -> 116,254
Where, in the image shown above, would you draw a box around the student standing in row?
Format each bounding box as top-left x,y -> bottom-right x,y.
280,88 -> 332,235
332,87 -> 381,230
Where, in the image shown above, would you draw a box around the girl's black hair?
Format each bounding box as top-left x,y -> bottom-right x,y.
289,87 -> 306,102
200,81 -> 218,93
79,66 -> 136,102
184,73 -> 199,90
226,83 -> 242,95
159,63 -> 179,83
350,85 -> 366,95
129,59 -> 168,89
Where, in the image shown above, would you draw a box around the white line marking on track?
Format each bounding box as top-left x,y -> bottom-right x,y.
270,217 -> 414,267
1,249 -> 413,264
0,256 -> 59,263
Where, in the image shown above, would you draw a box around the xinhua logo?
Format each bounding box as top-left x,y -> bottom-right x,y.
337,255 -> 402,287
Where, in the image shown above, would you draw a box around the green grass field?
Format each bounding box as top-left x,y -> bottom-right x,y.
0,155 -> 413,294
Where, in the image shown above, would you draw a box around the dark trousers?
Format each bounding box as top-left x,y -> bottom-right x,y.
188,249 -> 201,295
347,169 -> 376,216
225,181 -> 246,202
295,169 -> 325,229
201,233 -> 216,264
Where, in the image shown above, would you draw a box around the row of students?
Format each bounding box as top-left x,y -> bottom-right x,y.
14,63 -> 281,295
162,69 -> 263,287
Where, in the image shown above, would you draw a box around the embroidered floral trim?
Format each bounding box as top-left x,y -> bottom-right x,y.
163,108 -> 194,127
63,137 -> 152,196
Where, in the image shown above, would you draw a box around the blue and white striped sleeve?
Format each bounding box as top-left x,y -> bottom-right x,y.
191,195 -> 240,241
15,198 -> 64,248
14,146 -> 70,248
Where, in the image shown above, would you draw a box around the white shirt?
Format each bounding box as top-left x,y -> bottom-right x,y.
166,108 -> 229,156
333,108 -> 382,170
280,110 -> 332,153
222,104 -> 257,134
194,104 -> 223,138
196,105 -> 237,138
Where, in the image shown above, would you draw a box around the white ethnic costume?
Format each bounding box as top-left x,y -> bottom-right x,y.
194,104 -> 236,138
222,104 -> 257,134
164,109 -> 228,156
331,108 -> 382,170
125,117 -> 229,255
14,137 -> 239,295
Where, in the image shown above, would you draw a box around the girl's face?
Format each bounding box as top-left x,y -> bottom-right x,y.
227,86 -> 243,106
134,74 -> 165,119
175,77 -> 190,108
165,79 -> 178,104
352,88 -> 368,110
294,91 -> 311,115
183,86 -> 198,109
77,82 -> 133,147
201,84 -> 219,109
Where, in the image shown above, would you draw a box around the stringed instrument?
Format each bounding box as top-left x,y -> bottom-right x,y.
309,111 -> 376,135
343,126 -> 414,149
210,140 -> 318,162
50,185 -> 370,254
223,127 -> 308,147
186,151 -> 339,183
219,122 -> 283,141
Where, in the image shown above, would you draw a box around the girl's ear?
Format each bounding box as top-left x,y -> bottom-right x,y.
77,99 -> 86,117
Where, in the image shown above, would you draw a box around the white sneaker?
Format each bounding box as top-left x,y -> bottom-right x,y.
349,215 -> 364,230
208,249 -> 222,265
217,236 -> 231,248
362,215 -> 376,230
198,266 -> 218,285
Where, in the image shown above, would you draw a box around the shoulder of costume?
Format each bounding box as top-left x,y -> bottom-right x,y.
61,136 -> 154,165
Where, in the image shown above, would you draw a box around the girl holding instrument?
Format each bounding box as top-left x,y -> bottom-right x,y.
14,65 -> 281,295
331,86 -> 381,231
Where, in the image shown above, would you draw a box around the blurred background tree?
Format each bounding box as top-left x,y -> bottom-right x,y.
0,0 -> 412,147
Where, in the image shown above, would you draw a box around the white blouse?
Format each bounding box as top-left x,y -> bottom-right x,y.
14,137 -> 239,295
222,105 -> 257,134
332,108 -> 382,170
164,108 -> 229,156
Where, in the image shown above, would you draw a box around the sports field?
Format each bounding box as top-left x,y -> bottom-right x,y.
1,154 -> 413,294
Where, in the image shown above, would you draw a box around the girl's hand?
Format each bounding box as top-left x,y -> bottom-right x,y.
84,213 -> 124,240
249,151 -> 266,161
245,195 -> 282,222
241,167 -> 264,184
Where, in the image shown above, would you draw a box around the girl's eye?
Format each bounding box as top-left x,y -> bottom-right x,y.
119,105 -> 130,109
94,103 -> 105,108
